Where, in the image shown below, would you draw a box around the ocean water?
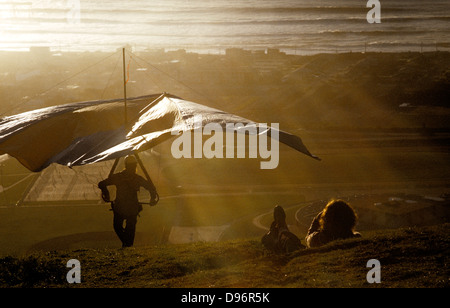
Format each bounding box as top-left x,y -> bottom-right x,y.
0,0 -> 449,54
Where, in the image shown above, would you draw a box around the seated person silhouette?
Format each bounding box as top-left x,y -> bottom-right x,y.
262,205 -> 305,253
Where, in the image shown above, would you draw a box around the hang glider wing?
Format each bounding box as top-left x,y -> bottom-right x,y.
0,93 -> 319,172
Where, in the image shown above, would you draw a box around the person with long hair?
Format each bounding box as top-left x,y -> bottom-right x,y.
305,199 -> 361,248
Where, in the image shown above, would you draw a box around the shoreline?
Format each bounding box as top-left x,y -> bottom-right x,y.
1,47 -> 450,56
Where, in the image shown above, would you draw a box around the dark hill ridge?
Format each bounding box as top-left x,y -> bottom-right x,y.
265,52 -> 450,130
295,193 -> 450,233
1,223 -> 448,288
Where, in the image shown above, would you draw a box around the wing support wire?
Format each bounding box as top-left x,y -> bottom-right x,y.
107,48 -> 160,205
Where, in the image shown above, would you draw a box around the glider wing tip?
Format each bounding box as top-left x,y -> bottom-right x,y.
311,154 -> 321,161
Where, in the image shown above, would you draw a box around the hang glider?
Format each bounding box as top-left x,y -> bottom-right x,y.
0,93 -> 320,172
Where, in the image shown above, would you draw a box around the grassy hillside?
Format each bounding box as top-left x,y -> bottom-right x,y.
1,223 -> 448,288
0,51 -> 448,291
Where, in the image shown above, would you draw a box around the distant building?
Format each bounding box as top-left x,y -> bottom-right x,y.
266,48 -> 286,57
253,49 -> 289,76
29,46 -> 51,57
225,48 -> 252,58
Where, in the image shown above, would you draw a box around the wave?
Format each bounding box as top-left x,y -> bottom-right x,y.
6,15 -> 450,27
2,0 -> 449,54
7,26 -> 449,41
6,4 -> 448,19
317,29 -> 450,37
53,5 -> 438,16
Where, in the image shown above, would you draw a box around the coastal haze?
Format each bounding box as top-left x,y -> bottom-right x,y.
1,0 -> 450,53
0,0 -> 449,288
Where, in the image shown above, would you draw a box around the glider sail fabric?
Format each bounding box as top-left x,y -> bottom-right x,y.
0,93 -> 319,172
